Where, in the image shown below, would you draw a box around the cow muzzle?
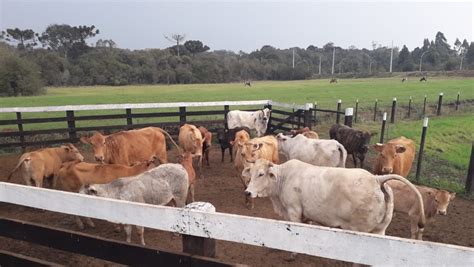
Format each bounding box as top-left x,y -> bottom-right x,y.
95,155 -> 105,163
381,167 -> 393,174
438,210 -> 447,215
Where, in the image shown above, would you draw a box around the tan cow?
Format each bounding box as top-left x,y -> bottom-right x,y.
177,152 -> 196,203
232,130 -> 251,181
56,159 -> 155,229
373,136 -> 416,177
198,126 -> 212,167
7,144 -> 84,187
80,127 -> 178,166
387,180 -> 456,240
290,127 -> 319,139
179,124 -> 204,178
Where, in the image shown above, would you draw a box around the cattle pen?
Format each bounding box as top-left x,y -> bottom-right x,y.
1,182 -> 474,266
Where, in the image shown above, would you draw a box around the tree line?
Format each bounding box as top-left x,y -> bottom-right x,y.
0,24 -> 473,96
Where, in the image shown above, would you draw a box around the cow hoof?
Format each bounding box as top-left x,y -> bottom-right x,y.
114,225 -> 122,233
199,174 -> 204,179
284,253 -> 297,262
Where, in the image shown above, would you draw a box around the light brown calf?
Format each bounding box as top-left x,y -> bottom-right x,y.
7,144 -> 84,187
290,127 -> 319,139
388,180 -> 456,240
178,152 -> 196,203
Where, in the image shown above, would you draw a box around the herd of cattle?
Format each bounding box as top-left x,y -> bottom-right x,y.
4,108 -> 456,249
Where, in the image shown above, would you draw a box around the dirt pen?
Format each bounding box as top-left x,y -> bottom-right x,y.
1,100 -> 474,266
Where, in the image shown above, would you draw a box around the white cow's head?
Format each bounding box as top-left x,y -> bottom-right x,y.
79,184 -> 108,198
259,108 -> 271,122
243,159 -> 278,198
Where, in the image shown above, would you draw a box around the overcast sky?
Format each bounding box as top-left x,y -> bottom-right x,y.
1,0 -> 472,52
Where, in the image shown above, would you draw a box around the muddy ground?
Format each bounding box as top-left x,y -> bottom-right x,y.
0,144 -> 473,266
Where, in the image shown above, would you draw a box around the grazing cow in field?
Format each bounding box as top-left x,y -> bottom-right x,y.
402,77 -> 407,82
243,159 -> 425,259
290,127 -> 319,139
7,144 -> 84,187
330,78 -> 338,84
177,152 -> 196,203
80,127 -> 178,165
387,180 -> 456,240
226,108 -> 271,137
420,76 -> 427,82
57,159 -> 155,229
276,133 -> 346,167
198,126 -> 212,167
80,163 -> 189,246
373,136 -> 416,177
244,80 -> 252,87
329,124 -> 373,168
179,124 -> 204,178
236,134 -> 276,209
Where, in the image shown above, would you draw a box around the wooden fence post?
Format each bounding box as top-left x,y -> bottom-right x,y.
373,99 -> 378,121
313,102 -> 318,126
344,108 -> 353,128
455,92 -> 460,111
354,100 -> 359,123
66,110 -> 77,142
466,142 -> 474,194
408,96 -> 412,118
224,105 -> 230,130
16,112 -> 25,152
179,107 -> 186,125
416,117 -> 429,181
422,95 -> 427,117
336,99 -> 342,124
125,108 -> 133,129
390,97 -> 397,123
265,104 -> 273,134
303,103 -> 313,128
437,93 -> 443,116
380,112 -> 387,144
182,202 -> 216,257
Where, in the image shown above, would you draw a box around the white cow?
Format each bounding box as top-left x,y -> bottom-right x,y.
276,133 -> 347,167
80,163 -> 189,245
243,159 -> 425,259
226,108 -> 271,137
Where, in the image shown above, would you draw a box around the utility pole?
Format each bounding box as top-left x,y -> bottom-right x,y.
331,47 -> 335,75
319,54 -> 322,75
460,50 -> 465,70
389,40 -> 393,73
292,48 -> 295,69
419,51 -> 427,72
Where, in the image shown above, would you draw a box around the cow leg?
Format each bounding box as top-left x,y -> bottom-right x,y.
205,150 -> 210,167
409,217 -> 423,240
85,217 -> 95,228
198,155 -> 204,179
284,208 -> 303,261
190,183 -> 195,203
229,146 -> 233,162
124,224 -> 133,243
136,226 -> 145,246
221,148 -> 225,162
352,154 -> 357,168
358,154 -> 365,169
75,216 -> 85,230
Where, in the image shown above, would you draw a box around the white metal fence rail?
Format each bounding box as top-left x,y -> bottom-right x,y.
1,182 -> 473,266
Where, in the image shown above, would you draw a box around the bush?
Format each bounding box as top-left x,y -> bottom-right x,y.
0,50 -> 45,96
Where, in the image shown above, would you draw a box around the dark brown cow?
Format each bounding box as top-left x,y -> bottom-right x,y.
80,127 -> 178,166
329,124 -> 373,168
198,126 -> 212,167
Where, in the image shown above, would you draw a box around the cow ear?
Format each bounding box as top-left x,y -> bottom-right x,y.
450,193 -> 456,200
242,167 -> 251,178
395,145 -> 406,153
253,143 -> 263,151
373,143 -> 384,152
62,145 -> 71,152
267,163 -> 277,180
79,136 -> 90,144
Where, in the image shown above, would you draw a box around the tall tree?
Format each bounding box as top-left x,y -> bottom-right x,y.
184,40 -> 210,57
39,24 -> 99,58
164,34 -> 185,57
398,45 -> 414,71
2,28 -> 38,50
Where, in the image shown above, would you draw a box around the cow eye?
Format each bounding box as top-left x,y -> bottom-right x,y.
258,172 -> 264,177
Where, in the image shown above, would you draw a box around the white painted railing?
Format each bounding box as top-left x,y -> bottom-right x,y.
1,182 -> 473,266
0,100 -> 312,113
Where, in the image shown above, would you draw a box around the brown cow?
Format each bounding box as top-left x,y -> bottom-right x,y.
373,136 -> 416,177
387,180 -> 456,240
80,127 -> 178,166
290,127 -> 319,139
237,135 -> 279,209
56,159 -> 155,229
177,152 -> 196,203
198,126 -> 212,167
179,124 -> 204,178
7,144 -> 84,187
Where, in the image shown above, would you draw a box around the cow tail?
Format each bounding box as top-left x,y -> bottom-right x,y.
158,129 -> 182,154
7,154 -> 31,181
377,175 -> 426,230
336,143 -> 347,167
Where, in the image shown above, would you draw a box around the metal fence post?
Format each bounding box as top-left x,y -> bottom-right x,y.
373,99 -> 378,121
380,112 -> 387,143
354,100 -> 359,123
408,96 -> 412,118
336,99 -> 342,124
16,112 -> 25,152
344,108 -> 353,127
416,117 -> 429,181
455,92 -> 460,111
437,92 -> 443,116
466,142 -> 474,194
390,97 -> 397,123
